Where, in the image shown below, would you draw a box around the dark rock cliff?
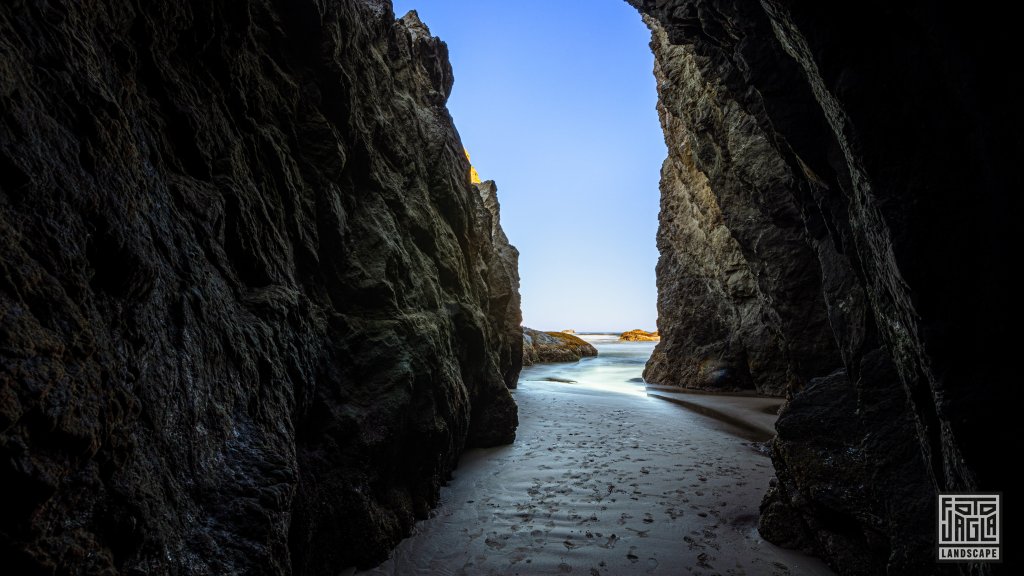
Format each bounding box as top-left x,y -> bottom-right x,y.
632,1 -> 1017,574
0,2 -> 519,573
642,18 -> 839,396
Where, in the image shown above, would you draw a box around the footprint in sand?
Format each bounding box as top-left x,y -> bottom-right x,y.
683,535 -> 705,551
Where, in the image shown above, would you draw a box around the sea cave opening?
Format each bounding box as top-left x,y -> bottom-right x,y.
0,0 -> 1011,574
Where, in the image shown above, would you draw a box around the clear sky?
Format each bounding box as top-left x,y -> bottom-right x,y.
393,0 -> 664,332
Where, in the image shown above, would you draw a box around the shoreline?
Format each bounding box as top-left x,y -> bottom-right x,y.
644,385 -> 783,442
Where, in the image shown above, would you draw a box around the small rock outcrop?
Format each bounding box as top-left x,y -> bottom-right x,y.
619,329 -> 660,342
0,2 -> 520,573
522,328 -> 599,366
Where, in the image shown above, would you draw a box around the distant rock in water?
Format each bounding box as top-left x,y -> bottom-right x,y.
620,329 -> 660,342
522,328 -> 598,366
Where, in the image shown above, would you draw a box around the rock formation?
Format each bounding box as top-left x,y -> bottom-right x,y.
0,2 -> 520,573
641,19 -> 838,396
631,1 -> 1018,574
0,0 -> 1016,573
522,328 -> 599,366
619,329 -> 660,342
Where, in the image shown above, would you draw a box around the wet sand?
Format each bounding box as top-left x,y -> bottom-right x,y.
644,385 -> 784,442
359,380 -> 833,575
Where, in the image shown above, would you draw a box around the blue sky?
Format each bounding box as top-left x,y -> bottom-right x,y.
393,0 -> 664,332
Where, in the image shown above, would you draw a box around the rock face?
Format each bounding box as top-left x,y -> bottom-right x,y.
0,2 -> 520,573
619,329 -> 660,342
474,179 -> 523,389
641,18 -> 839,396
632,1 -> 1018,574
522,329 -> 598,366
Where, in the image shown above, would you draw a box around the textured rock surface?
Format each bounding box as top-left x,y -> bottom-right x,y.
632,1 -> 1017,574
522,328 -> 598,366
642,18 -> 839,396
474,179 -> 523,389
0,2 -> 519,573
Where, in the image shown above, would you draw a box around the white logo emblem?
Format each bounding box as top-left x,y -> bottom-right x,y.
938,493 -> 1001,562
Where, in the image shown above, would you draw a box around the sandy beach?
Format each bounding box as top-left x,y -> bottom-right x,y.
359,338 -> 833,576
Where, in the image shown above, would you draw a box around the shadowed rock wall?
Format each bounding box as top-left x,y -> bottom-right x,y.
643,18 -> 839,396
633,1 -> 1017,574
473,179 -> 523,389
0,2 -> 519,573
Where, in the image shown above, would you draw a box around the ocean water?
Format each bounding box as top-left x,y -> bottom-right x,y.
518,333 -> 656,395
